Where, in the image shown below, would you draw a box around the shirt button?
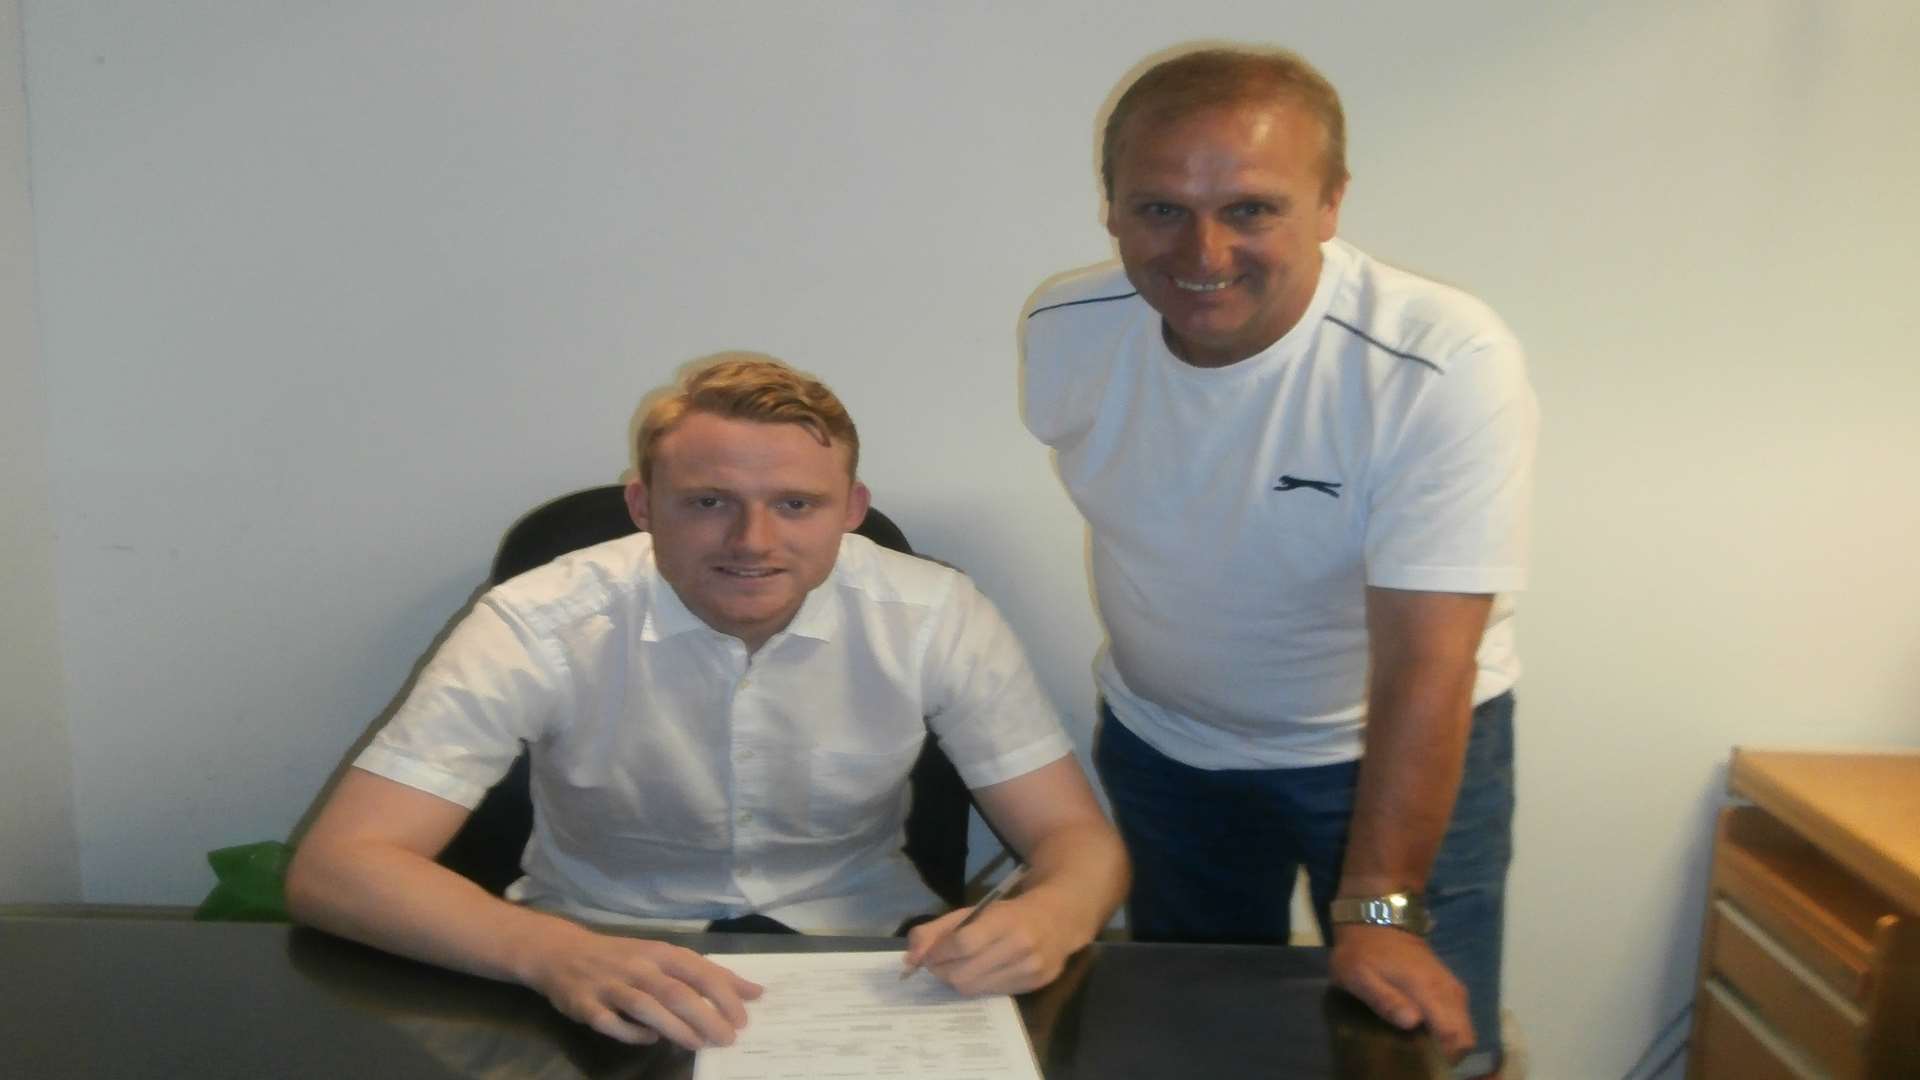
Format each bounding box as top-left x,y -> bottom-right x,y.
737,811 -> 753,825
736,749 -> 756,761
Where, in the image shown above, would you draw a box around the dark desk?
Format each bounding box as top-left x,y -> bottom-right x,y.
1,914 -> 1446,1078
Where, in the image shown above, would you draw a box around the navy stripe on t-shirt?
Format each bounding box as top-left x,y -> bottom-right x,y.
1027,290 -> 1139,320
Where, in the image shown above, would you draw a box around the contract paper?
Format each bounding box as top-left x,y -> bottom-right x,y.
692,950 -> 1041,1080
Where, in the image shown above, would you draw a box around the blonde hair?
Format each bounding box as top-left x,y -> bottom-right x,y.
635,353 -> 859,483
1102,46 -> 1349,201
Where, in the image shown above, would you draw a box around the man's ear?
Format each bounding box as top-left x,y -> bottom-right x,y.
844,480 -> 872,532
1317,177 -> 1348,243
624,476 -> 651,532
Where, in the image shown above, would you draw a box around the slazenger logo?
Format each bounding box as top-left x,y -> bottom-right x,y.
1274,475 -> 1342,498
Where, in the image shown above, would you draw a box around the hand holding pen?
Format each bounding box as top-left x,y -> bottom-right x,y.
899,864 -> 1029,981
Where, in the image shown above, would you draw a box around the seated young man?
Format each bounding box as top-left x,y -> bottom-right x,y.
286,354 -> 1128,1052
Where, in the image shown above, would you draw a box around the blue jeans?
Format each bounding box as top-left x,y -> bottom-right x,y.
1095,693 -> 1514,1074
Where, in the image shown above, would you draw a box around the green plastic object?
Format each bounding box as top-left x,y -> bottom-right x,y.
194,840 -> 293,922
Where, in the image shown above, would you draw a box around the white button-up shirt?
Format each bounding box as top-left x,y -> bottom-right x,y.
356,532 -> 1072,933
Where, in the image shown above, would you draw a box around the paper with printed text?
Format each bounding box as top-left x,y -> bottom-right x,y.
692,950 -> 1041,1080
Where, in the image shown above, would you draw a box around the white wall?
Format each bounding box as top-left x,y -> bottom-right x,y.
17,2 -> 1920,1075
0,0 -> 79,903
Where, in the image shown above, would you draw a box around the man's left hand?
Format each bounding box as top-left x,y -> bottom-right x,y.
1329,922 -> 1475,1062
901,896 -> 1075,995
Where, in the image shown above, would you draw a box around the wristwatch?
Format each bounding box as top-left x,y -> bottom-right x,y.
1329,892 -> 1433,937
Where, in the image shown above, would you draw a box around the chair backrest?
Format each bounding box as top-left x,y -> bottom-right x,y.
435,485 -> 972,908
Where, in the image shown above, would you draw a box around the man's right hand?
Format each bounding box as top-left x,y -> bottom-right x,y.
1329,923 -> 1473,1061
287,770 -> 764,1051
519,922 -> 764,1049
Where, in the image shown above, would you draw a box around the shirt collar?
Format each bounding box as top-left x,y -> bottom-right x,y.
641,563 -> 708,642
779,574 -> 842,643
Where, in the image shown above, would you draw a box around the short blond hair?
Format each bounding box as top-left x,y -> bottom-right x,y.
1102,46 -> 1349,202
635,353 -> 859,483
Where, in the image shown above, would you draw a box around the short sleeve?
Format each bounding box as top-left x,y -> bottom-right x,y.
354,594 -> 571,808
1020,294 -> 1087,449
1364,334 -> 1538,594
916,577 -> 1074,789
1020,267 -> 1140,450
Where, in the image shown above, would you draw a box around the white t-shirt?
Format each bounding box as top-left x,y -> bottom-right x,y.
356,532 -> 1073,933
1021,238 -> 1537,768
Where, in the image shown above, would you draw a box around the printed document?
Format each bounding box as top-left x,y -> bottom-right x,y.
692,950 -> 1041,1080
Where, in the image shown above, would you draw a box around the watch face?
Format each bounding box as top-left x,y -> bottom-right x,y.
1332,894 -> 1432,936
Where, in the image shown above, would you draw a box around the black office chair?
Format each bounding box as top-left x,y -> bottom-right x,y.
435,485 -> 976,908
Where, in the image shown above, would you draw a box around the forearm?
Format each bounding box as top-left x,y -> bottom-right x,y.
1011,818 -> 1130,946
1336,660 -> 1477,896
286,838 -> 585,987
1338,587 -> 1492,898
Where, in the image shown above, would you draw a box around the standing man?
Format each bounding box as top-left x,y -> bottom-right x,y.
290,355 -> 1127,1052
1021,47 -> 1536,1077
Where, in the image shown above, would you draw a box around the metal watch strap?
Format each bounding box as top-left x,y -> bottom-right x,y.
1329,893 -> 1433,937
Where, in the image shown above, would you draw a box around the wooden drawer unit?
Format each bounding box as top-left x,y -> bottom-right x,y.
1687,750 -> 1920,1080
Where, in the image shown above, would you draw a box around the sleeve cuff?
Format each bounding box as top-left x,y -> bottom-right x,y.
1366,565 -> 1528,594
948,731 -> 1075,790
352,744 -> 493,810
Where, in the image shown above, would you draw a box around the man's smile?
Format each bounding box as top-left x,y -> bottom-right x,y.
1173,276 -> 1236,292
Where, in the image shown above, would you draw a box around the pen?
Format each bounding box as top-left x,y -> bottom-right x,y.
900,863 -> 1028,979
